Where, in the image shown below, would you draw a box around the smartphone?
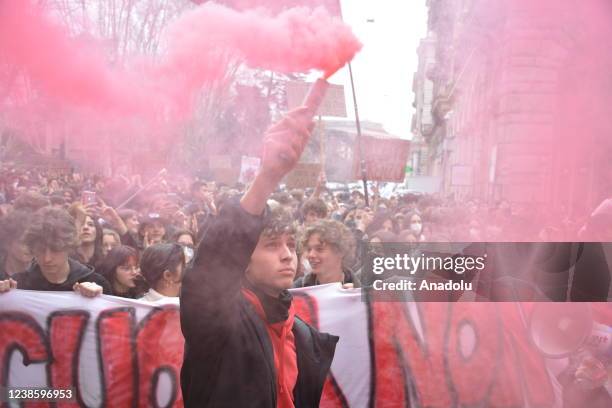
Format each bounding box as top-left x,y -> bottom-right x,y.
81,191 -> 97,205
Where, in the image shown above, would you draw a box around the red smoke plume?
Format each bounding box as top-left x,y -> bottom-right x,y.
0,2 -> 151,115
437,0 -> 612,240
162,3 -> 361,82
0,1 -> 360,122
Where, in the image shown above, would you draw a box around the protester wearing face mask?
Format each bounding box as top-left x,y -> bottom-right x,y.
173,230 -> 196,264
407,211 -> 426,241
139,243 -> 186,301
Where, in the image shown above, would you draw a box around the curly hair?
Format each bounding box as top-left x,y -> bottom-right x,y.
261,207 -> 298,239
0,210 -> 31,251
301,198 -> 328,219
301,219 -> 355,268
24,207 -> 78,252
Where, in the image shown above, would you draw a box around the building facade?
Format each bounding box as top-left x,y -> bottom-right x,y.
411,0 -> 612,222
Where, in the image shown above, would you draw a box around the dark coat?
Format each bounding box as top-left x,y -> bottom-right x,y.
13,258 -> 112,294
180,198 -> 338,407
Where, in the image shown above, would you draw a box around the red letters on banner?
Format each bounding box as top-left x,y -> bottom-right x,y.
136,307 -> 184,408
98,308 -> 137,407
447,303 -> 501,405
0,313 -> 51,408
48,311 -> 89,408
370,301 -> 452,407
0,299 -> 558,407
368,300 -> 555,407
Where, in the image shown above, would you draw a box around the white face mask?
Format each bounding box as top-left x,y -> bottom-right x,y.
410,223 -> 422,235
183,246 -> 194,263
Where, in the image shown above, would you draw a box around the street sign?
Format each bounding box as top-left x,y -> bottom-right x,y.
352,137 -> 410,182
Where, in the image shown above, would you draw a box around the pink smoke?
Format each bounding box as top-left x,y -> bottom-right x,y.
0,2 -> 170,120
161,4 -> 362,85
438,0 -> 612,240
0,1 -> 360,123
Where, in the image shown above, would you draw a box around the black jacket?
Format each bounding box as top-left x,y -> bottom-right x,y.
180,198 -> 338,407
13,258 -> 112,294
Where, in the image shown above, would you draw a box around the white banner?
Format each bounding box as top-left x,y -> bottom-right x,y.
1,286 -> 605,407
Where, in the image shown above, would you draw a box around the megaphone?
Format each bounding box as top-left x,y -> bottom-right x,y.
529,303 -> 612,361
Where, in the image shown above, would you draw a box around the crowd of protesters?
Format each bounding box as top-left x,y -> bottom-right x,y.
0,158 -> 609,299
0,158 -> 610,406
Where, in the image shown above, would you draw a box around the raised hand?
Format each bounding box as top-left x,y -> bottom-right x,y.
98,198 -> 128,235
240,107 -> 314,216
260,107 -> 314,184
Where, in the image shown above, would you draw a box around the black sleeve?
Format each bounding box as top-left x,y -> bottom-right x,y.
180,197 -> 266,349
12,271 -> 29,288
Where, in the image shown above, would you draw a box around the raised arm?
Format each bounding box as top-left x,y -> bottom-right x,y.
180,107 -> 313,345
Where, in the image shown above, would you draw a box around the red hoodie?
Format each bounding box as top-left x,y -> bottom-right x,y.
242,288 -> 298,408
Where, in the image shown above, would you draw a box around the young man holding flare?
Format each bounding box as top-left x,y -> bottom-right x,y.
180,80 -> 338,407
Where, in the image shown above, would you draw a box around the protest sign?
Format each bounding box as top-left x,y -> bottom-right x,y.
209,155 -> 239,185
286,81 -> 347,117
238,156 -> 260,184
285,163 -> 321,189
353,137 -> 410,182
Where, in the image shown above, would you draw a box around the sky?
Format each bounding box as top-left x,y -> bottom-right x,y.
330,0 -> 429,139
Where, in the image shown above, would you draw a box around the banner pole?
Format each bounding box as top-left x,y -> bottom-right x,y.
348,62 -> 369,207
319,115 -> 326,176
